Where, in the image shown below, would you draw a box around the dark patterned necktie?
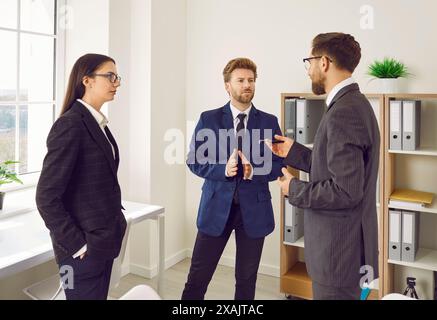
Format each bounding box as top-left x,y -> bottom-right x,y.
233,113 -> 247,205
236,113 -> 247,152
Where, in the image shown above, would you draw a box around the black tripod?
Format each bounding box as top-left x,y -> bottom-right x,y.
403,277 -> 419,299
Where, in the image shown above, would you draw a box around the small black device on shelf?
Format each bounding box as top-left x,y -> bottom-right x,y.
403,277 -> 419,299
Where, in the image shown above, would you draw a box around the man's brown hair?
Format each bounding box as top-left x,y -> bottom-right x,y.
223,58 -> 258,83
312,33 -> 361,73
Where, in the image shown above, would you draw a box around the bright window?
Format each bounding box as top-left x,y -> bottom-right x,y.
0,0 -> 63,176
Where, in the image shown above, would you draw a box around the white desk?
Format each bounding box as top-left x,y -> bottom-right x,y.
121,201 -> 165,294
0,201 -> 165,296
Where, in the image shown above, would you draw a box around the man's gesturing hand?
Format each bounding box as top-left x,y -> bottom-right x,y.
226,149 -> 238,177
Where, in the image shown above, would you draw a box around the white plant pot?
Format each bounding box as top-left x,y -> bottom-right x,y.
378,78 -> 398,94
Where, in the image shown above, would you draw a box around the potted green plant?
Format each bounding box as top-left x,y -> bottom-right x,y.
0,161 -> 23,210
368,57 -> 410,93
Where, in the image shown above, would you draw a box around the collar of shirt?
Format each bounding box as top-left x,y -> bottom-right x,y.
326,77 -> 356,107
77,99 -> 109,128
229,102 -> 252,126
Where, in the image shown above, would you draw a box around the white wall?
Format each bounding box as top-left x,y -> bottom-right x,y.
149,0 -> 187,274
108,0 -> 187,278
64,0 -> 109,74
185,0 -> 437,279
107,0 -> 137,275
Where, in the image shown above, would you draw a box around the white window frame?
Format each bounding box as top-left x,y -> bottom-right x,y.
0,0 -> 66,192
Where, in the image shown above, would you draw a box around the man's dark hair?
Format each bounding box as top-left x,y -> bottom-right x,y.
312,33 -> 361,73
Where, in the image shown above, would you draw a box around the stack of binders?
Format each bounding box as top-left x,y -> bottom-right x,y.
284,98 -> 325,144
389,100 -> 421,151
388,189 -> 434,262
389,209 -> 420,262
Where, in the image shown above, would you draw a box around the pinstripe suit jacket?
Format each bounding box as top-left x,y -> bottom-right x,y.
36,101 -> 126,264
285,83 -> 380,287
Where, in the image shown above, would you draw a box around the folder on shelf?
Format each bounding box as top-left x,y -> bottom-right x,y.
389,209 -> 402,261
390,189 -> 434,205
402,100 -> 421,151
401,211 -> 420,262
295,99 -> 325,145
388,200 -> 425,210
284,98 -> 297,140
284,199 -> 304,243
389,100 -> 403,150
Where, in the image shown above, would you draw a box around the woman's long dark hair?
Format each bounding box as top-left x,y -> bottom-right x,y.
60,53 -> 115,116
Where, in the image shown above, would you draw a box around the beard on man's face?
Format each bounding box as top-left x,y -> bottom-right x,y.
232,89 -> 254,104
311,68 -> 326,95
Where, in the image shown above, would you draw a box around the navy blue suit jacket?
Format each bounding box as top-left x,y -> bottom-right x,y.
187,103 -> 284,238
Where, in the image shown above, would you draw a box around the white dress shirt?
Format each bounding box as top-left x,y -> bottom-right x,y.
229,103 -> 251,135
72,99 -> 115,259
326,77 -> 356,107
77,99 -> 115,158
225,103 -> 254,180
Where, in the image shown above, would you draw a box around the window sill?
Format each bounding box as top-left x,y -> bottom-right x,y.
0,188 -> 36,220
0,172 -> 39,193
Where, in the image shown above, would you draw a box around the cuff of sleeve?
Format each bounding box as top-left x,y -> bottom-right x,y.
288,178 -> 300,202
72,244 -> 87,259
284,142 -> 305,167
248,163 -> 254,180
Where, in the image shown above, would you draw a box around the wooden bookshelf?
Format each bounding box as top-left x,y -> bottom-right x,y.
383,94 -> 437,299
388,147 -> 437,157
281,92 -> 437,299
283,236 -> 305,248
388,248 -> 437,272
281,262 -> 313,300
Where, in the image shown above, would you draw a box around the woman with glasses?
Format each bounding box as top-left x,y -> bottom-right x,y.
36,53 -> 126,300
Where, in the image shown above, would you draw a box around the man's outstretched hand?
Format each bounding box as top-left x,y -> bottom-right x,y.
265,135 -> 294,158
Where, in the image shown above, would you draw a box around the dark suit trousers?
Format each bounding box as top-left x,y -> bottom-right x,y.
312,282 -> 361,300
58,255 -> 114,300
182,203 -> 265,300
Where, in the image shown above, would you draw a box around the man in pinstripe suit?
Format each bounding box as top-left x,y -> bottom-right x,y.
269,33 -> 380,299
